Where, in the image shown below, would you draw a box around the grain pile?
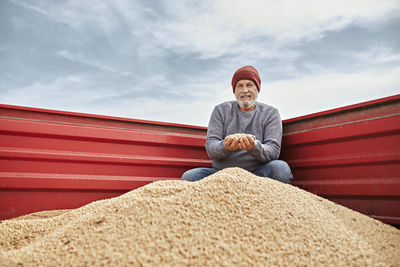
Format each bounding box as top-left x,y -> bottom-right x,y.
1,168 -> 399,266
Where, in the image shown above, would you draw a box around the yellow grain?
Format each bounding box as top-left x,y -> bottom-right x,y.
1,168 -> 399,266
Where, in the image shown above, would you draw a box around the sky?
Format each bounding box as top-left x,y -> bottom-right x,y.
1,0 -> 400,127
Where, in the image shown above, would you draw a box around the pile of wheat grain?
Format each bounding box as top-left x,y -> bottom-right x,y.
1,167 -> 399,266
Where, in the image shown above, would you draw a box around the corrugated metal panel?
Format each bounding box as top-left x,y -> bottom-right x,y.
280,94 -> 400,225
0,105 -> 211,219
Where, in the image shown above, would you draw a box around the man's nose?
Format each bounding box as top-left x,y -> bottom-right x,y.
242,87 -> 249,92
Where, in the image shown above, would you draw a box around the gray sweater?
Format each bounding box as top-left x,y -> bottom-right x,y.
205,101 -> 282,172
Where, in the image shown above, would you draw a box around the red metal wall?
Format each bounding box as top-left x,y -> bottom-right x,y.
0,105 -> 211,219
1,94 -> 399,225
280,94 -> 400,225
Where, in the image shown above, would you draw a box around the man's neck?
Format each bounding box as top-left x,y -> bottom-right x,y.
239,103 -> 256,113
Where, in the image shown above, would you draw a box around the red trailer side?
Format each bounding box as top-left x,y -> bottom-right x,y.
0,105 -> 211,219
281,94 -> 400,225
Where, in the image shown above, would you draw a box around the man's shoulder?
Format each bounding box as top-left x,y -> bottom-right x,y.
256,102 -> 279,113
214,100 -> 237,110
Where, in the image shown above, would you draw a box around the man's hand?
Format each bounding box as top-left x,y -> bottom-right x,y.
224,133 -> 256,151
224,135 -> 240,151
238,134 -> 256,150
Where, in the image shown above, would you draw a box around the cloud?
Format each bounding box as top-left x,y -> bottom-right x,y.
7,0 -> 119,32
1,74 -> 108,111
4,66 -> 398,127
58,50 -> 131,76
153,0 -> 400,59
343,44 -> 400,64
261,66 -> 400,120
8,0 -> 399,63
0,69 -> 228,126
2,0 -> 400,127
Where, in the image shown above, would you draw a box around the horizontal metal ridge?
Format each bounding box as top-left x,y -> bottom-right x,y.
287,152 -> 400,168
370,215 -> 400,225
0,172 -> 179,190
0,115 -> 207,137
283,115 -> 400,145
293,177 -> 400,196
284,113 -> 400,135
0,147 -> 212,167
0,117 -> 206,147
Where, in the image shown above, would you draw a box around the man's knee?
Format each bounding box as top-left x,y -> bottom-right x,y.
181,167 -> 217,182
256,160 -> 293,184
181,169 -> 199,181
270,160 -> 293,183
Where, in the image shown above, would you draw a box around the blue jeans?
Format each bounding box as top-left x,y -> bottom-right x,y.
181,160 -> 293,184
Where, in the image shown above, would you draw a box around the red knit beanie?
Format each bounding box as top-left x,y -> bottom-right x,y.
231,65 -> 261,92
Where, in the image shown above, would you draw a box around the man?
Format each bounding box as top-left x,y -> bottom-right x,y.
181,65 -> 293,183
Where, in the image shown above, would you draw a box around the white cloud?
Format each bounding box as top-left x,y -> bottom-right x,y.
8,0 -> 143,36
3,0 -> 400,127
2,75 -> 103,111
344,45 -> 400,64
1,71 -> 228,126
261,66 -> 400,120
58,51 -> 116,73
154,0 -> 400,58
10,0 -> 400,61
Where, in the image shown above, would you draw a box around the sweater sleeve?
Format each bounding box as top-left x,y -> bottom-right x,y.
248,108 -> 282,162
205,106 -> 231,160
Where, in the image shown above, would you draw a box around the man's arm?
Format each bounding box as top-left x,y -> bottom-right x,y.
247,109 -> 282,162
205,107 -> 233,160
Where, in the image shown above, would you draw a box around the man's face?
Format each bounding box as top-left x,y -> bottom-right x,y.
234,79 -> 258,111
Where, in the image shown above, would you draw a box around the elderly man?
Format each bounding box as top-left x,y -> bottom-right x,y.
181,65 -> 293,183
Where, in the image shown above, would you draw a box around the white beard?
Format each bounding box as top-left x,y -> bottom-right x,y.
237,96 -> 257,110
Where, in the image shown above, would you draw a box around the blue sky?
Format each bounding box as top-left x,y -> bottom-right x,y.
1,0 -> 400,126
